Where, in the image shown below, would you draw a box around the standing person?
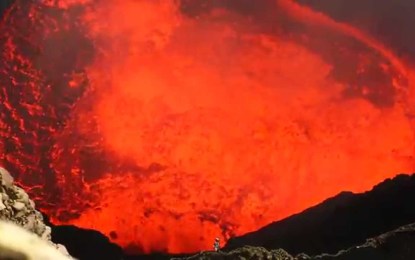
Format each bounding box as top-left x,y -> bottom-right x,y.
213,237 -> 220,252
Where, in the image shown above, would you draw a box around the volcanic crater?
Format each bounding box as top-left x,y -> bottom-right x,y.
1,0 -> 414,257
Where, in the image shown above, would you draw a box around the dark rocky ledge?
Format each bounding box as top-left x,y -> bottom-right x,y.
175,222 -> 415,259
225,174 -> 415,256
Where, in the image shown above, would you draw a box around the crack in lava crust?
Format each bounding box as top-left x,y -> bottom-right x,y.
1,0 -> 415,254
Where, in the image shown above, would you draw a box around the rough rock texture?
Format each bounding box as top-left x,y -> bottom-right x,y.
0,167 -> 71,258
311,223 -> 415,260
172,247 -> 294,260
0,220 -> 73,260
174,222 -> 415,259
0,167 -> 50,239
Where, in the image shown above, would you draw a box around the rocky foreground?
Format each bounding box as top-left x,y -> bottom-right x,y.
175,222 -> 415,260
0,167 -> 73,260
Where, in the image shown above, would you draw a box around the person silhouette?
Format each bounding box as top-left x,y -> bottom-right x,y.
213,237 -> 220,252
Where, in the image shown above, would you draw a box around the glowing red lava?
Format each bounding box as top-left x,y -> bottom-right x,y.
1,0 -> 414,254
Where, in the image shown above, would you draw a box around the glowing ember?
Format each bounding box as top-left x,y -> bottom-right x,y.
1,0 -> 414,254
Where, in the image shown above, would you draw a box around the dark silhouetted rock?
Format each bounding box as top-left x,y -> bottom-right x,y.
173,246 -> 294,260
225,174 -> 415,256
44,218 -> 123,260
176,222 -> 415,259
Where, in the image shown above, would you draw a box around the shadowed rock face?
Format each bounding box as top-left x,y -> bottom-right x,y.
174,223 -> 415,260
43,212 -> 126,260
173,247 -> 294,260
224,174 -> 415,256
44,221 -> 124,260
315,223 -> 415,260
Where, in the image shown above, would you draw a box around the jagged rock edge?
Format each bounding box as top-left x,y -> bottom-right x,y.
0,167 -> 74,259
173,222 -> 415,259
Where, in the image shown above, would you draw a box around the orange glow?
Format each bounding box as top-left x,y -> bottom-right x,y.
1,0 -> 415,254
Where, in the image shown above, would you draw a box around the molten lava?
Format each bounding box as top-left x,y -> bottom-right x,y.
1,0 -> 414,254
